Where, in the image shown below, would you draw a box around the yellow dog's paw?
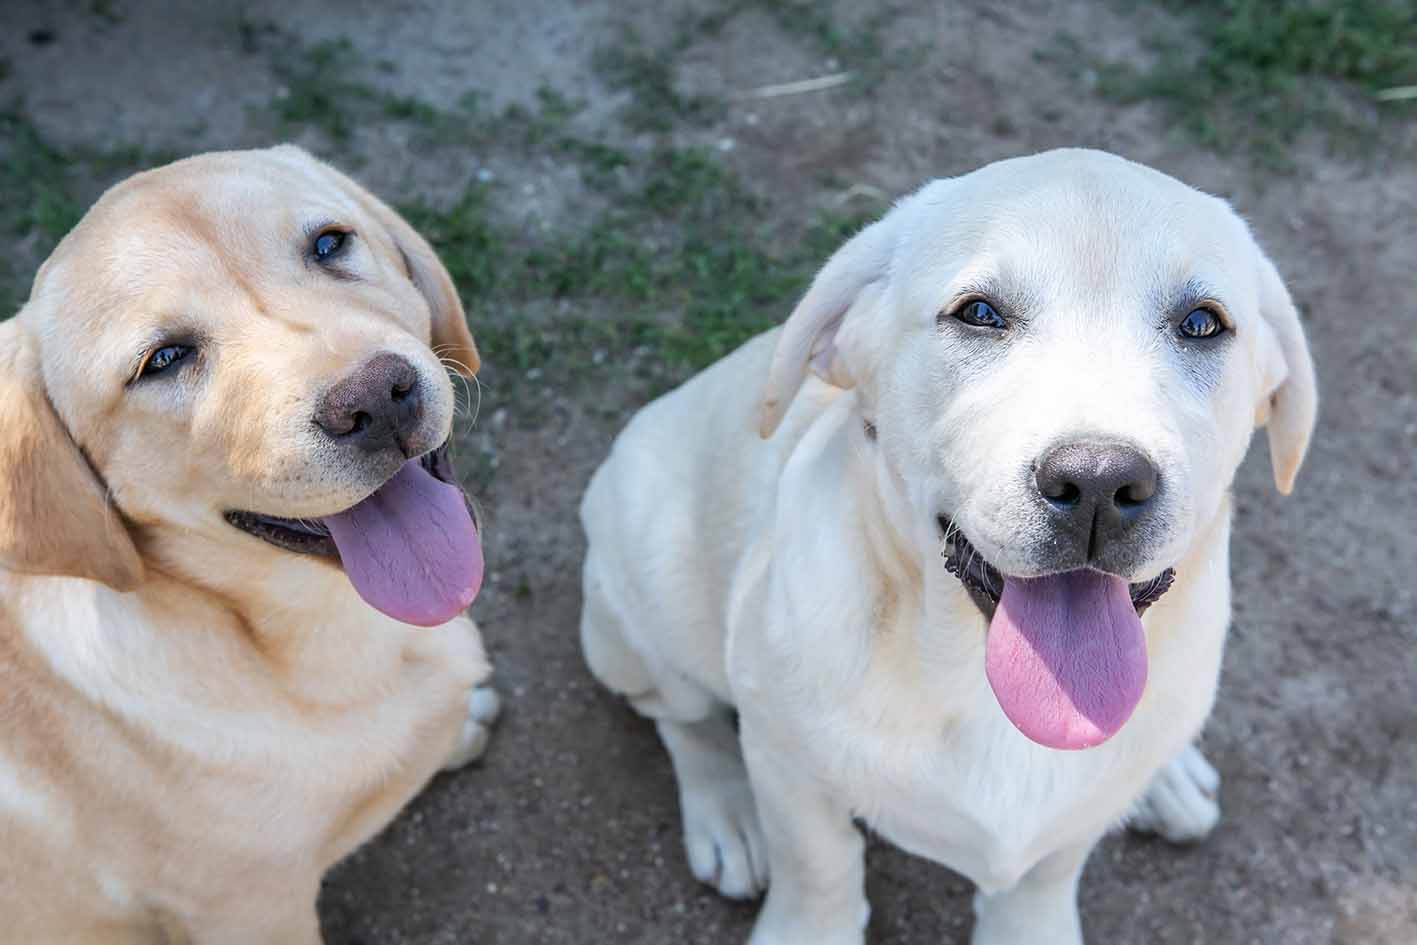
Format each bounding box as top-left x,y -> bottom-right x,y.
443,686 -> 502,771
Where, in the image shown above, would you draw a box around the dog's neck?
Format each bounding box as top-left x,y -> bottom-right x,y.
844,407 -> 928,588
129,525 -> 419,698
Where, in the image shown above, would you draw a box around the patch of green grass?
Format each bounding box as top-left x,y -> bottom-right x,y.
407,135 -> 876,414
268,35 -> 474,146
0,108 -> 84,245
1071,0 -> 1417,164
1205,0 -> 1417,89
0,107 -> 83,313
398,186 -> 505,304
0,106 -> 177,315
592,29 -> 724,131
270,38 -> 375,143
263,34 -> 628,189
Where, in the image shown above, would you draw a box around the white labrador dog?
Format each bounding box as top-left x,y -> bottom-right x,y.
579,149 -> 1316,944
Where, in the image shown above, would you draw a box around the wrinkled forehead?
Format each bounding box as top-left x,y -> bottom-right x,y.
896,157 -> 1253,315
30,152 -> 366,351
60,153 -> 360,295
15,154 -> 373,432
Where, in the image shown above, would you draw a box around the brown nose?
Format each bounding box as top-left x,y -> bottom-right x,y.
314,353 -> 423,455
1034,440 -> 1159,560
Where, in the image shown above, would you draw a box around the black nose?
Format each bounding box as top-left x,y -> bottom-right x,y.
1034,440 -> 1159,560
314,352 -> 423,455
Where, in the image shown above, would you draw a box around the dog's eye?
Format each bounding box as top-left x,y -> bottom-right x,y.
137,344 -> 192,379
1179,307 -> 1225,339
950,299 -> 1007,330
312,228 -> 350,261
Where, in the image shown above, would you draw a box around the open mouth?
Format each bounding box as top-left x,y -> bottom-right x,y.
224,439 -> 483,627
937,516 -> 1174,619
224,441 -> 465,557
936,515 -> 1175,752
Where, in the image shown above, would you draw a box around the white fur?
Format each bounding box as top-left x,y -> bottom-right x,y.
579,149 -> 1316,944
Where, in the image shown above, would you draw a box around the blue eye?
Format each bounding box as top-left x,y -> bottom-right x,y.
1179,307 -> 1225,339
138,344 -> 192,379
950,299 -> 1007,330
312,228 -> 349,260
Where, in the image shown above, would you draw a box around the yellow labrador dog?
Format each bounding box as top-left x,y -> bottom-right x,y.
0,145 -> 497,944
581,149 -> 1317,944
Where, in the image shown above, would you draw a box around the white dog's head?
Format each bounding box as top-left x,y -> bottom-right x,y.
761,149 -> 1317,749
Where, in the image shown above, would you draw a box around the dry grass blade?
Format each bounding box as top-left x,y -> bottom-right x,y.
737,71 -> 854,100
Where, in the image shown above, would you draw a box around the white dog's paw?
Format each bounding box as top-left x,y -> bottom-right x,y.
1127,743 -> 1221,843
442,686 -> 501,771
681,775 -> 770,899
746,901 -> 868,945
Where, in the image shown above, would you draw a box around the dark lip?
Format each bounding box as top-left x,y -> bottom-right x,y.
936,516 -> 1175,619
224,438 -> 462,558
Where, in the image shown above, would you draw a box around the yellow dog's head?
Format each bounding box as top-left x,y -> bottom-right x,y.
0,145 -> 484,625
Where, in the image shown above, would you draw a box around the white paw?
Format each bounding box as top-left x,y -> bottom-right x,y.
1127,743 -> 1221,843
468,686 -> 501,726
746,903 -> 868,945
681,776 -> 770,899
442,686 -> 501,771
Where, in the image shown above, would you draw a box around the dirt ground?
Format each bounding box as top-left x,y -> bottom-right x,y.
2,1 -> 1415,943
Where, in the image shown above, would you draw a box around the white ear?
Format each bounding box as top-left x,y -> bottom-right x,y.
759,215 -> 897,438
1254,250 -> 1318,495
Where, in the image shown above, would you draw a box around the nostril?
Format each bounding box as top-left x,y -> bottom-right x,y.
1115,482 -> 1153,507
313,353 -> 420,451
1038,475 -> 1082,506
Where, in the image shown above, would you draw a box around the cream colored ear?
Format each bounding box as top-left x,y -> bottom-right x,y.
1254,251 -> 1318,495
300,149 -> 481,378
377,199 -> 481,378
0,319 -> 144,589
759,215 -> 897,438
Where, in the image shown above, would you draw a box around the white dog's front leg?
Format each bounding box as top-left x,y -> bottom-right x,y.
1126,741 -> 1221,843
740,723 -> 868,945
970,840 -> 1095,945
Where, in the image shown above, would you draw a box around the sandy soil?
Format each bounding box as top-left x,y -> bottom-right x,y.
1,1 -> 1414,942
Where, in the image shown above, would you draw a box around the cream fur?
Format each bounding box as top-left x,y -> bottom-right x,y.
580,149 -> 1316,944
0,146 -> 495,945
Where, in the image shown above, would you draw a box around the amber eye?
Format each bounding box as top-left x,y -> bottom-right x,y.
137,344 -> 192,379
312,228 -> 349,261
1179,307 -> 1225,339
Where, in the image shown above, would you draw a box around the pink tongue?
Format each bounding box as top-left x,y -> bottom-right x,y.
984,571 -> 1147,750
322,460 -> 484,627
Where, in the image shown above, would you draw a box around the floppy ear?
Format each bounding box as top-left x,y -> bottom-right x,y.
298,149 -> 481,378
369,196 -> 482,378
759,215 -> 897,438
1253,251 -> 1318,495
0,319 -> 144,589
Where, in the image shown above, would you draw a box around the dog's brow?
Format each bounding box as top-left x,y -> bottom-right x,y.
1160,278 -> 1229,323
124,323 -> 204,385
947,274 -> 1038,319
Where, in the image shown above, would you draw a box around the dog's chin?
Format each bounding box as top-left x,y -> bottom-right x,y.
224,439 -> 466,560
935,516 -> 1175,620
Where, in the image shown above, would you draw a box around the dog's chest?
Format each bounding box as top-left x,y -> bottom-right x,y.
852,729 -> 1137,891
775,684 -> 1163,894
